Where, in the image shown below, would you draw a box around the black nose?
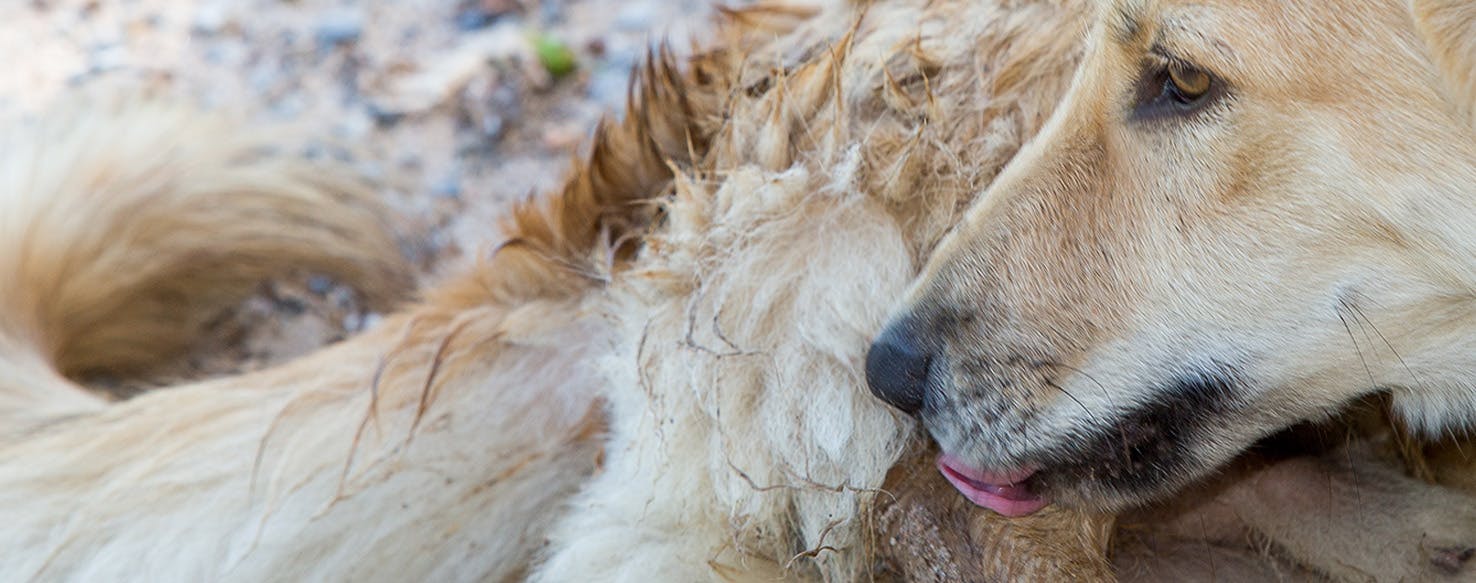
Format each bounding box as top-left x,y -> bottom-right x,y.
866,319 -> 932,415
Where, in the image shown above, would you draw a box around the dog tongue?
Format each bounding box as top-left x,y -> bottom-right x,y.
937,455 -> 1049,517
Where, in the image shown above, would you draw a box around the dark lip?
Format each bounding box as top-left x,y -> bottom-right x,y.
932,360 -> 1258,512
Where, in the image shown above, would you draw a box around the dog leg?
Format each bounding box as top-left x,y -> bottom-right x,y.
1119,445 -> 1476,582
1229,448 -> 1476,581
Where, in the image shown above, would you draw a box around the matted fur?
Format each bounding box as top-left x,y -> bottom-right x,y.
0,2 -> 1108,579
4,0 -> 1475,581
0,33 -> 709,582
532,1 -> 1111,580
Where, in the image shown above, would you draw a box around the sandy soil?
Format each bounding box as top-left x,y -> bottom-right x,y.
3,0 -> 718,387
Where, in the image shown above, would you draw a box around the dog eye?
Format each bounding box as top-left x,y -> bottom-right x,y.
1132,60 -> 1220,119
1167,65 -> 1211,102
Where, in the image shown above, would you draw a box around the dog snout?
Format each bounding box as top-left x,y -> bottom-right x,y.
866,317 -> 933,415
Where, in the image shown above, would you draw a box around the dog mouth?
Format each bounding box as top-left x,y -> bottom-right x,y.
926,363 -> 1254,513
936,454 -> 1048,517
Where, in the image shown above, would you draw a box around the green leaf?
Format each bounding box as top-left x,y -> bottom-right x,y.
533,34 -> 577,77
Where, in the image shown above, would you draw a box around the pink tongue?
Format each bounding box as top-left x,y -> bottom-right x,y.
937,455 -> 1049,517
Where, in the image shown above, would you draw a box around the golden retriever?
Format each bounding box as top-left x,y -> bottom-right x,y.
3,0 -> 1475,581
871,0 -> 1476,579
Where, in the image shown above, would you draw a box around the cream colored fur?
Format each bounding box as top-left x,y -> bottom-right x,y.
893,0 -> 1476,489
0,3 -> 1096,578
534,2 -> 1098,580
883,0 -> 1476,578
0,95 -> 602,580
0,94 -> 409,435
4,1 -> 1476,581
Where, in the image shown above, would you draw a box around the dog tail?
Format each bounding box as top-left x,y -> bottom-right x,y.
0,94 -> 412,429
429,48 -> 718,309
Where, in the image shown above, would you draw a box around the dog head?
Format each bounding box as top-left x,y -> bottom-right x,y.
867,0 -> 1476,514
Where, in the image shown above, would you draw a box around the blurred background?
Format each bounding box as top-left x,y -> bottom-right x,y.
2,0 -> 717,388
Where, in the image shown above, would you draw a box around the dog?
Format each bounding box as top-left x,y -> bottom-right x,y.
2,1 -> 1475,581
869,0 -> 1476,578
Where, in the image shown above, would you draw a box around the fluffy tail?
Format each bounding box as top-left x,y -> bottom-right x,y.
0,94 -> 412,430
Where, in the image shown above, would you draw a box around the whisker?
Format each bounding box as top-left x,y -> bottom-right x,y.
1444,426 -> 1468,458
1348,302 -> 1426,393
1341,301 -> 1439,478
1336,305 -> 1377,391
1036,360 -> 1118,412
1043,376 -> 1100,425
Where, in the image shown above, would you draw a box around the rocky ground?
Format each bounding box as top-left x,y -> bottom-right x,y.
3,0 -> 718,388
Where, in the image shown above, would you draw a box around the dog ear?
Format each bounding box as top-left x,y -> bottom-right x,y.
1411,0 -> 1476,120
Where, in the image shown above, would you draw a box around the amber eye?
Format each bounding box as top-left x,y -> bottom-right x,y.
1131,56 -> 1222,120
1167,65 -> 1211,102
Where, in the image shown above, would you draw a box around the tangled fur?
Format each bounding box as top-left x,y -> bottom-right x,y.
3,1 -> 1475,581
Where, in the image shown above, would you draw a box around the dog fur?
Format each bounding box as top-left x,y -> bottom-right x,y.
886,0 -> 1476,516
3,1 -> 1476,581
878,0 -> 1476,577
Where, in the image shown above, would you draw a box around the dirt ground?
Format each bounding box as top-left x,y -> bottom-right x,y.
4,0 -> 719,387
